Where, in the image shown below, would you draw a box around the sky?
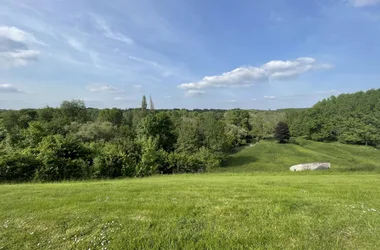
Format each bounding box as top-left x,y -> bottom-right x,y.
0,0 -> 379,110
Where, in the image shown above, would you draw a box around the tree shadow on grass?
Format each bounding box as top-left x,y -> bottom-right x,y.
341,165 -> 379,172
221,155 -> 258,168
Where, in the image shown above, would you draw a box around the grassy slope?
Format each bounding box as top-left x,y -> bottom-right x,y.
219,139 -> 380,173
1,140 -> 380,249
1,175 -> 380,249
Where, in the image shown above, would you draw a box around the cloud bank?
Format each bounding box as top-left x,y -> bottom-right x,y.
0,84 -> 23,93
178,57 -> 333,95
351,0 -> 380,7
0,26 -> 43,68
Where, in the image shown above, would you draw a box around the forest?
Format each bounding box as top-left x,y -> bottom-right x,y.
0,89 -> 379,182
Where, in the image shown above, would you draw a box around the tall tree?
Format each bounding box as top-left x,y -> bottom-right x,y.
60,100 -> 87,123
274,121 -> 290,143
138,112 -> 176,152
149,95 -> 155,112
141,95 -> 147,113
176,117 -> 202,153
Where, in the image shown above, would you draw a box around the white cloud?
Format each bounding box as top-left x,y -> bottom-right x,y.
164,95 -> 172,99
264,96 -> 276,99
252,98 -> 257,101
315,89 -> 341,95
93,15 -> 134,45
66,37 -> 99,64
178,57 -> 333,91
262,57 -> 333,80
227,100 -> 237,103
129,56 -> 175,77
67,38 -> 85,52
0,26 -> 46,45
87,84 -> 123,93
0,50 -> 40,67
351,0 -> 380,7
185,90 -> 205,97
179,67 -> 267,90
0,26 -> 43,68
133,84 -> 143,89
0,84 -> 22,93
114,97 -> 129,101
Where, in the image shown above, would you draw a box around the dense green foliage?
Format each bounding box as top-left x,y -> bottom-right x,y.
288,89 -> 380,146
0,99 -> 257,182
1,174 -> 380,249
1,88 -> 379,182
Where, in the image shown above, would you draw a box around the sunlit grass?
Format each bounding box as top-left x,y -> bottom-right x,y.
219,139 -> 380,172
1,174 -> 380,249
1,139 -> 380,249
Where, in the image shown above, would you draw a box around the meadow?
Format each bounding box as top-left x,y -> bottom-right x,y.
1,140 -> 380,249
219,138 -> 380,173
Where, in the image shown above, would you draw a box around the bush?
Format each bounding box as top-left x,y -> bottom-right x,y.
167,148 -> 221,174
35,135 -> 93,181
195,147 -> 221,171
93,143 -> 135,178
0,152 -> 40,182
167,152 -> 202,173
136,137 -> 163,177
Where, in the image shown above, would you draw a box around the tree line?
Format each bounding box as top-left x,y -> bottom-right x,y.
1,89 -> 378,182
0,97 -> 260,182
288,89 -> 380,147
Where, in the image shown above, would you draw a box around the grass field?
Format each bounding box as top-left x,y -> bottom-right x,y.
220,138 -> 380,173
1,140 -> 380,249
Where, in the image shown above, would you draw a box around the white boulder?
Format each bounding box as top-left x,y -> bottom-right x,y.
290,162 -> 331,171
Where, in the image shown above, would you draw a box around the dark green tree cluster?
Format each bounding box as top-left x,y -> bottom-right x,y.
0,98 -> 256,182
288,89 -> 380,147
274,122 -> 290,143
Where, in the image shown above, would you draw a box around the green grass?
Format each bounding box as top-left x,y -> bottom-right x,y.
219,138 -> 380,172
1,140 -> 380,249
1,174 -> 380,249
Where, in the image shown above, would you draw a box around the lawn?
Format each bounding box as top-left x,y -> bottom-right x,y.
1,173 -> 380,249
1,140 -> 380,249
219,138 -> 380,172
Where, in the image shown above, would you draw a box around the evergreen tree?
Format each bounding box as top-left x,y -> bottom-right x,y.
141,95 -> 147,113
149,95 -> 155,111
274,121 -> 290,143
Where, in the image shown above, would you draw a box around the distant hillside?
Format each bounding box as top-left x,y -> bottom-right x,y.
289,89 -> 380,147
217,139 -> 380,173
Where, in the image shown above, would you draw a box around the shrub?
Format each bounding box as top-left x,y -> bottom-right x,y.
35,135 -> 92,181
93,143 -> 136,178
0,152 -> 40,182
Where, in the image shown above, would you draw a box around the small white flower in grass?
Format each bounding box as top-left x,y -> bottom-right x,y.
30,232 -> 34,235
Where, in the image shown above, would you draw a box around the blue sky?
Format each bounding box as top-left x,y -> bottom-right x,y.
0,0 -> 379,110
